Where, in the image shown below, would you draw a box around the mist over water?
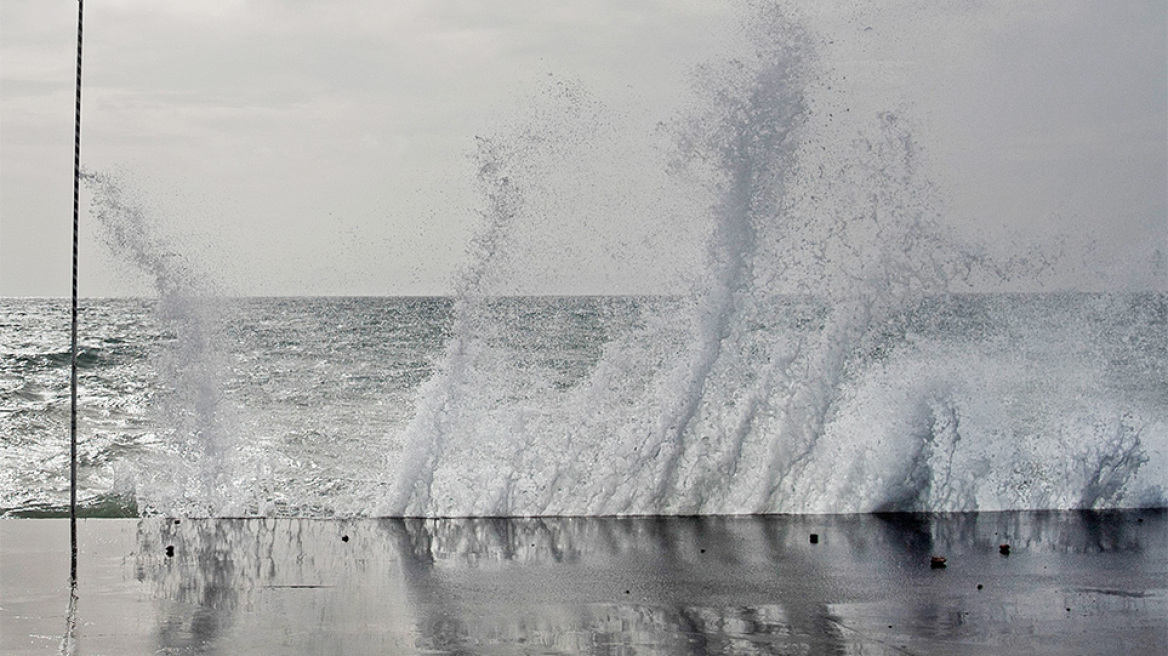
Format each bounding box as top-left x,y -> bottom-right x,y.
4,3 -> 1163,518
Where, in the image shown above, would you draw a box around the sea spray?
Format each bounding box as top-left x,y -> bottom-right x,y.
383,2 -> 1162,516
20,3 -> 1159,519
627,5 -> 815,512
386,3 -> 837,515
386,82 -> 608,515
84,171 -> 238,515
385,3 -> 885,515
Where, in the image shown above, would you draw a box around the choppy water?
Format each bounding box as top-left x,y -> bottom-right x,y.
2,293 -> 1164,517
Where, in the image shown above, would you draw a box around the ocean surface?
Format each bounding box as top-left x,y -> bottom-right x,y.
2,293 -> 1165,518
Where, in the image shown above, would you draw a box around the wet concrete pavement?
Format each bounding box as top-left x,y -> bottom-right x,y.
2,511 -> 1164,655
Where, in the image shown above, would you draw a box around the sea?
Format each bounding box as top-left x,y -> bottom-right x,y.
2,292 -> 1165,518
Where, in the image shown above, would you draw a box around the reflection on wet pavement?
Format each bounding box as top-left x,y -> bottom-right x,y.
2,511 -> 1163,655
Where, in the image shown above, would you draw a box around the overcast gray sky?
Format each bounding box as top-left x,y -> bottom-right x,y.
1,0 -> 1164,297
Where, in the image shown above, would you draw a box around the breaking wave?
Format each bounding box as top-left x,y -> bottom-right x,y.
383,4 -> 1165,517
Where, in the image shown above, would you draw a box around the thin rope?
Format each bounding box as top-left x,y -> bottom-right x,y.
70,0 -> 84,588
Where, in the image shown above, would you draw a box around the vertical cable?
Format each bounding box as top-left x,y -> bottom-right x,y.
70,0 -> 84,587
62,4 -> 85,653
